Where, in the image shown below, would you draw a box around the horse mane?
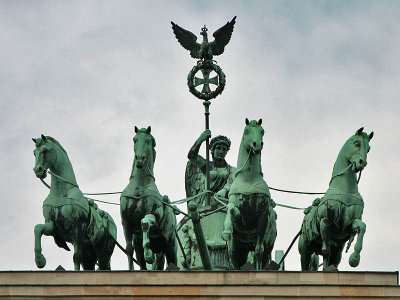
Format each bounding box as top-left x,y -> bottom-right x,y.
44,136 -> 69,157
343,131 -> 368,147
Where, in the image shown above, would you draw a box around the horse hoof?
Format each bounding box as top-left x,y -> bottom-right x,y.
35,253 -> 46,268
144,250 -> 154,264
349,252 -> 360,267
221,231 -> 231,241
321,247 -> 330,257
324,265 -> 338,272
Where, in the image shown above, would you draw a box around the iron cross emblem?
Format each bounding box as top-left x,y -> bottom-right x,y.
194,69 -> 219,94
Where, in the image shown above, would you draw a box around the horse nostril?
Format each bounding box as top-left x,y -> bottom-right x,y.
261,142 -> 264,146
253,141 -> 257,147
359,159 -> 364,165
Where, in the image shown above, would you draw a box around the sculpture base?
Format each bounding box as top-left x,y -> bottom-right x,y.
1,271 -> 399,299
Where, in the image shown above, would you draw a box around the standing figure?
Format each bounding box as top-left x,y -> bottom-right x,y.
221,119 -> 277,270
180,224 -> 198,269
298,128 -> 373,271
185,129 -> 236,206
120,126 -> 177,270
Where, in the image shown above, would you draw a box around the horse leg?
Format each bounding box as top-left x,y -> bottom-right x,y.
122,219 -> 135,271
231,235 -> 248,269
262,242 -> 274,270
349,219 -> 366,267
73,221 -> 86,271
34,221 -> 54,268
222,202 -> 240,241
141,214 -> 156,265
319,217 -> 331,270
96,235 -> 115,270
81,243 -> 97,270
153,252 -> 165,270
254,214 -> 268,270
330,243 -> 345,271
298,234 -> 311,271
164,235 -> 178,267
133,235 -> 147,270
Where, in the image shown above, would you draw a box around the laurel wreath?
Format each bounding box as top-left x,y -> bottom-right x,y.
187,61 -> 226,100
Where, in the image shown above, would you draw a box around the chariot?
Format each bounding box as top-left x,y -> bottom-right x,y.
32,17 -> 374,272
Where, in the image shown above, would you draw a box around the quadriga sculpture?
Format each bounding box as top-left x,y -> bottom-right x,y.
120,126 -> 177,270
298,128 -> 373,271
33,135 -> 117,270
222,119 -> 277,270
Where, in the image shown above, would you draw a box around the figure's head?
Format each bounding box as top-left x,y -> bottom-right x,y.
133,126 -> 156,169
242,118 -> 264,154
32,134 -> 57,179
200,25 -> 208,37
210,135 -> 230,162
343,127 -> 374,173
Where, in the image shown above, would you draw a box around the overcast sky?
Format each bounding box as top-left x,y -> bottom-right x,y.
1,1 -> 399,272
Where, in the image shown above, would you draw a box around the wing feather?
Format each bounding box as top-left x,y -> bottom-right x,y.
211,16 -> 236,56
171,21 -> 201,59
185,160 -> 206,200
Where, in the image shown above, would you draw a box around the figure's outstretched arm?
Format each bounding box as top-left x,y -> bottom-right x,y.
188,130 -> 211,172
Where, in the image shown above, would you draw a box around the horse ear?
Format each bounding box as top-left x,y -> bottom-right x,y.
41,134 -> 47,142
135,126 -> 139,133
32,138 -> 37,143
369,131 -> 374,141
258,119 -> 262,125
356,127 -> 364,135
245,118 -> 249,125
147,126 -> 151,133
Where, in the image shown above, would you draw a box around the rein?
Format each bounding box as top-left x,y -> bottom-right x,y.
234,148 -> 252,177
39,170 -> 79,190
48,169 -> 79,188
328,164 -> 352,186
146,161 -> 156,181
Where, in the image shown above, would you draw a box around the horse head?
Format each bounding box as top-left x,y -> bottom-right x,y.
32,134 -> 56,179
133,126 -> 156,169
242,118 -> 264,154
343,127 -> 374,173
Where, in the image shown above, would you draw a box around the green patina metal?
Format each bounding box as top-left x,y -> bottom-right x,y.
33,135 -> 116,270
177,129 -> 236,270
172,17 -> 235,100
29,16 -> 376,274
186,130 -> 236,206
120,126 -> 177,271
298,128 -> 374,271
221,119 -> 277,270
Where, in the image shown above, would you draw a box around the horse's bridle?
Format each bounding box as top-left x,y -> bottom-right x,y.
329,135 -> 366,185
234,147 -> 262,178
37,145 -> 79,189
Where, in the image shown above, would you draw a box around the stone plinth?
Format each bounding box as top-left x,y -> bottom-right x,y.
0,271 -> 399,299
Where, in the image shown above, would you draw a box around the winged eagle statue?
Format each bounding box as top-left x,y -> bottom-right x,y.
171,16 -> 236,61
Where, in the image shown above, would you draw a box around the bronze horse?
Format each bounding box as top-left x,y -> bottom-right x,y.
120,126 -> 177,270
222,119 -> 277,270
298,128 -> 373,271
33,135 -> 116,270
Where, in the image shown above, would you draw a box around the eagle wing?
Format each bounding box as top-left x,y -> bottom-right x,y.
171,21 -> 201,59
211,16 -> 236,56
